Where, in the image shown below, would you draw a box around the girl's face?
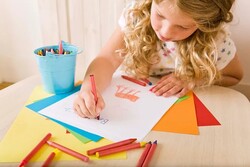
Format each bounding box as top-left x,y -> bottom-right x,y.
150,0 -> 198,42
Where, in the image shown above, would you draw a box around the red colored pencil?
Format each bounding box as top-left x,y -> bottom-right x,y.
46,141 -> 89,162
142,140 -> 157,167
96,142 -> 146,158
90,74 -> 100,119
121,75 -> 147,86
19,133 -> 52,167
42,149 -> 58,167
136,141 -> 152,167
87,138 -> 137,155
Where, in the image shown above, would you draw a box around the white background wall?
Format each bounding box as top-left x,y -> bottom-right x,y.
0,0 -> 249,95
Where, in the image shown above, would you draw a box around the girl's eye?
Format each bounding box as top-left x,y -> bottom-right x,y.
177,26 -> 189,30
156,12 -> 164,19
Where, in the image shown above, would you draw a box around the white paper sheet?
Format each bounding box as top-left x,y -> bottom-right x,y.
38,73 -> 177,142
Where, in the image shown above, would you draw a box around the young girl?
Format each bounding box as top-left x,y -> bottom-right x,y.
74,0 -> 243,119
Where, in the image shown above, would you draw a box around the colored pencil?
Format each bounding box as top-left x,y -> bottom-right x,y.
121,75 -> 147,86
58,40 -> 63,54
96,142 -> 146,158
140,78 -> 152,85
90,74 -> 100,119
46,141 -> 89,162
142,140 -> 157,167
136,141 -> 152,167
19,133 -> 52,167
87,138 -> 137,155
41,149 -> 58,167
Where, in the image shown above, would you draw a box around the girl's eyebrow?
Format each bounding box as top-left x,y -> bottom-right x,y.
156,7 -> 196,28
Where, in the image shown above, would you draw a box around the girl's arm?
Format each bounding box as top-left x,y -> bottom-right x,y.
74,27 -> 126,118
82,27 -> 126,92
217,53 -> 243,86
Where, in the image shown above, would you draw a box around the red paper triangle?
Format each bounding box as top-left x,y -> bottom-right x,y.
193,93 -> 221,126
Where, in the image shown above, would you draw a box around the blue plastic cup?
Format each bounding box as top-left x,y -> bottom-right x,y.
34,42 -> 79,94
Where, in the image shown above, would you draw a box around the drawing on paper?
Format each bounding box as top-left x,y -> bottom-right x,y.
115,85 -> 140,102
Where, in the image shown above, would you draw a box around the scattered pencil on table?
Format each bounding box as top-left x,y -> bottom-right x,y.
46,140 -> 89,162
87,138 -> 137,155
19,133 -> 52,167
90,74 -> 100,120
41,149 -> 59,167
136,141 -> 152,167
141,140 -> 158,167
121,75 -> 147,87
96,142 -> 146,158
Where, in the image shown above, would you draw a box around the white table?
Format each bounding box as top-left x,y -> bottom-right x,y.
0,75 -> 249,166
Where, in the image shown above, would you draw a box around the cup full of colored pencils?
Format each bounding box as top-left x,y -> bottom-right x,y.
34,41 -> 80,94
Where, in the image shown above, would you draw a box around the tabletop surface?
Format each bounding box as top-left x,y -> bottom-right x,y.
0,75 -> 250,167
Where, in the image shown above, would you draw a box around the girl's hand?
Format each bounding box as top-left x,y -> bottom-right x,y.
73,87 -> 105,119
151,73 -> 194,98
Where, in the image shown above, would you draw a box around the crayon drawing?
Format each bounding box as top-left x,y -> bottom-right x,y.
115,85 -> 140,102
38,72 -> 178,142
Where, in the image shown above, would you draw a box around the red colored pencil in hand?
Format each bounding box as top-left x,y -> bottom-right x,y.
87,138 -> 137,155
90,74 -> 100,119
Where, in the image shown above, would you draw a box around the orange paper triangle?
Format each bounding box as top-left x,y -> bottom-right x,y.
153,92 -> 199,135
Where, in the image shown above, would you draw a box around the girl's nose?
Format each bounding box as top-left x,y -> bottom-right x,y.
160,22 -> 174,38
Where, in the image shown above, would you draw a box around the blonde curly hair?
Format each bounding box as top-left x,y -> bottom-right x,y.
119,0 -> 235,86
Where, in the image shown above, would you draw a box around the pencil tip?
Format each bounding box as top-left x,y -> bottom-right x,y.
153,140 -> 157,144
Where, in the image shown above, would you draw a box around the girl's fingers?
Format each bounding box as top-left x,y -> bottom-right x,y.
162,85 -> 183,97
176,87 -> 189,98
74,103 -> 87,118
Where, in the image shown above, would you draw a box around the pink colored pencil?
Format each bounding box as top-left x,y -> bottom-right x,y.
58,40 -> 63,54
96,142 -> 146,158
46,141 -> 89,162
87,138 -> 137,155
121,75 -> 146,86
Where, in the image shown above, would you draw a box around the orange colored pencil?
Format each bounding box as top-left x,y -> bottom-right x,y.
96,142 -> 146,158
121,75 -> 147,86
136,141 -> 152,167
46,141 -> 89,162
87,138 -> 137,155
142,140 -> 157,167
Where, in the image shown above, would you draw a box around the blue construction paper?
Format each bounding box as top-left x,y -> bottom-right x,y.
26,85 -> 102,142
